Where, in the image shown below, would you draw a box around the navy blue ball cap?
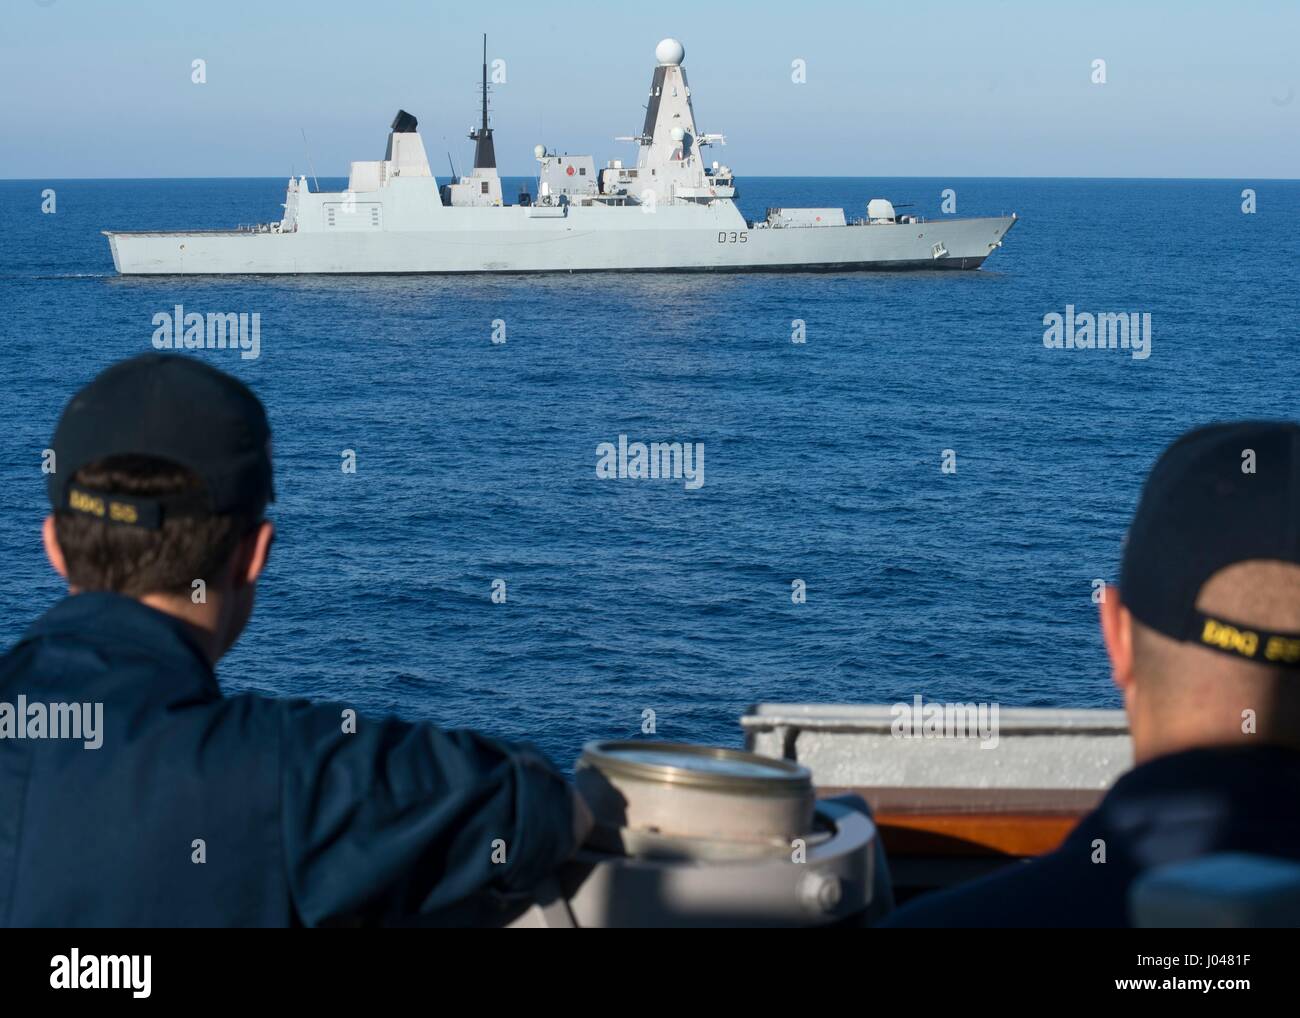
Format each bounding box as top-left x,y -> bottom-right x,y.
48,353 -> 274,526
1120,421 -> 1300,666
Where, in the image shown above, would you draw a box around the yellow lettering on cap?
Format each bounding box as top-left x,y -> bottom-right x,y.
69,490 -> 105,517
108,501 -> 138,524
1265,636 -> 1300,663
1201,618 -> 1259,657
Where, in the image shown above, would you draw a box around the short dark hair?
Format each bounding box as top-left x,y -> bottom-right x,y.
53,455 -> 256,597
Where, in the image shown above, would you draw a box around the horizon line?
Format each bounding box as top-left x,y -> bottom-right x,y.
5,174 -> 1299,183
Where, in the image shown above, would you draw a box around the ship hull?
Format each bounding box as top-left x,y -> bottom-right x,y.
104,205 -> 1015,275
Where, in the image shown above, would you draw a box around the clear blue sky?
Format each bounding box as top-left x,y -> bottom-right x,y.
4,0 -> 1298,179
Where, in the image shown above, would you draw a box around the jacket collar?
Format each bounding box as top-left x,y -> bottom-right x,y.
21,592 -> 220,697
1074,743 -> 1300,864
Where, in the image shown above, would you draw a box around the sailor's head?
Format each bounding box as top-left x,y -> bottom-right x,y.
43,354 -> 276,662
1103,422 -> 1300,760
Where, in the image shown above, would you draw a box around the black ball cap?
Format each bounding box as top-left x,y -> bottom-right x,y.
1121,421 -> 1300,650
48,353 -> 274,522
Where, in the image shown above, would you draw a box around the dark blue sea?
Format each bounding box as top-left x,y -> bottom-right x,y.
2,176 -> 1297,767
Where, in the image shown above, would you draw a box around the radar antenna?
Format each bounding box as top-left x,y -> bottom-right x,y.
299,128 -> 320,191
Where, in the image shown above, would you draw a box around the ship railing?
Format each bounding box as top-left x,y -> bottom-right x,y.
850,215 -> 930,226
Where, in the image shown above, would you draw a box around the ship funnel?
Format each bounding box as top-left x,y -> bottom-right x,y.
383,109 -> 432,177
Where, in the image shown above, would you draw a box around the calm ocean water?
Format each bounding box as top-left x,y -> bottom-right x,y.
1,176 -> 1297,767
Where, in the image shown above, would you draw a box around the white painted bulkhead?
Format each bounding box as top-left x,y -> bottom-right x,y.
107,178 -> 1014,274
106,210 -> 1014,274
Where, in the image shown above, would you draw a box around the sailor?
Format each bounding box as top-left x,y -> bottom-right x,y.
0,353 -> 590,926
885,422 -> 1300,927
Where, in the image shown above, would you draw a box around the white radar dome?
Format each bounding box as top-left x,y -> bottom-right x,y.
533,144 -> 546,160
655,38 -> 685,66
670,126 -> 685,142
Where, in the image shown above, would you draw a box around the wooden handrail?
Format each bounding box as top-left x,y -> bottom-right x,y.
819,785 -> 1100,858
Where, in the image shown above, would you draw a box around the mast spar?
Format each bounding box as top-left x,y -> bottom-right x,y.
469,33 -> 496,170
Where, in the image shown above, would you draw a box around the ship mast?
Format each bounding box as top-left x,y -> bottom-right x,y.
469,34 -> 496,170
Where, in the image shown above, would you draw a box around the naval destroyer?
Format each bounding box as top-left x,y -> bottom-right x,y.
104,38 -> 1017,275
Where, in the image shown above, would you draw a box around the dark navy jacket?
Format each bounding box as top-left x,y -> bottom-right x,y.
883,744 -> 1300,927
0,593 -> 575,927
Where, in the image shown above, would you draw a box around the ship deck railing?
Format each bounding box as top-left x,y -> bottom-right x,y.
102,224 -> 291,237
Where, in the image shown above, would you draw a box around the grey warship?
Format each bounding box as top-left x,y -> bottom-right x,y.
103,37 -> 1017,275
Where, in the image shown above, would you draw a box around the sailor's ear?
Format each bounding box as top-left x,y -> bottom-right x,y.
233,521 -> 275,589
42,515 -> 70,583
1099,586 -> 1135,692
